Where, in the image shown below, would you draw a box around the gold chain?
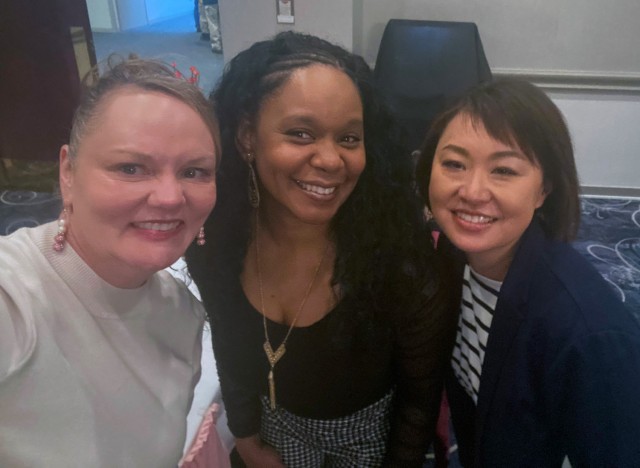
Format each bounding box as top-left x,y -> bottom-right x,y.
255,210 -> 330,409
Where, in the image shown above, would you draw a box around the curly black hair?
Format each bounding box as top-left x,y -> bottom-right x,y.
186,31 -> 440,344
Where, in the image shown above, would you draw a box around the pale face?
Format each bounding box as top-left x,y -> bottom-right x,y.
243,64 -> 366,227
428,113 -> 547,280
60,88 -> 217,288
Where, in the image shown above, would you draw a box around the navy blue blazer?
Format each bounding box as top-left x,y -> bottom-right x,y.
441,221 -> 640,467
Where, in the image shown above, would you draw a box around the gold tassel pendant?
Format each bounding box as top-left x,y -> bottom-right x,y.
268,368 -> 276,410
264,341 -> 286,410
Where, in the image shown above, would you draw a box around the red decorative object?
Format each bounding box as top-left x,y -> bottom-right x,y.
171,62 -> 200,86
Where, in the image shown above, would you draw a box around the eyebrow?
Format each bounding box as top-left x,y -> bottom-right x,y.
112,150 -> 216,165
283,114 -> 364,128
440,144 -> 526,160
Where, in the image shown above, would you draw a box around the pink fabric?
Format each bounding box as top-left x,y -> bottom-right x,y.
431,230 -> 441,246
434,392 -> 450,467
180,403 -> 230,468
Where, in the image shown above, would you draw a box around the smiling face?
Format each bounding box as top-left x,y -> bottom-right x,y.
429,113 -> 547,280
60,87 -> 217,288
242,64 -> 366,227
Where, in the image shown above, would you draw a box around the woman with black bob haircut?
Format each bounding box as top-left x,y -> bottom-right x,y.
186,31 -> 456,467
417,78 -> 580,242
416,78 -> 640,466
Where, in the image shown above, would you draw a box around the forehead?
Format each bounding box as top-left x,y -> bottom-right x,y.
94,86 -> 177,119
440,112 -> 529,155
76,88 -> 215,157
259,64 -> 362,116
85,88 -> 206,140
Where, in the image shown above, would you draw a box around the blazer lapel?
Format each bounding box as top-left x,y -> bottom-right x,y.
473,221 -> 546,462
474,291 -> 525,436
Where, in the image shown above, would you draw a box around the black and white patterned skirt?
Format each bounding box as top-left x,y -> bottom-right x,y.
259,391 -> 394,467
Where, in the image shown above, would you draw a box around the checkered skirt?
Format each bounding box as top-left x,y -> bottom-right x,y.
260,391 -> 393,467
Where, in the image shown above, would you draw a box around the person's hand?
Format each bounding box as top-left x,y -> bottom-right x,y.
235,434 -> 285,468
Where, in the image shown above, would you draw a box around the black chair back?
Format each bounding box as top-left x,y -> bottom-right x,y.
374,19 -> 492,151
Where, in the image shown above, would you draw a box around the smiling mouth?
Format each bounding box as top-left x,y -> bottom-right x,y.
296,180 -> 337,196
134,221 -> 182,231
455,211 -> 496,224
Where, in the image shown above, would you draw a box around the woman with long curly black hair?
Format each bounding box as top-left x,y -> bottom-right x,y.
186,31 -> 456,467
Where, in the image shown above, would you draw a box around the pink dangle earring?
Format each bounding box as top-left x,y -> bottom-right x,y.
196,226 -> 206,246
53,208 -> 69,252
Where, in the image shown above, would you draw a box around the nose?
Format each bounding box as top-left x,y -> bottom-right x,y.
458,170 -> 491,203
148,175 -> 185,208
310,140 -> 343,173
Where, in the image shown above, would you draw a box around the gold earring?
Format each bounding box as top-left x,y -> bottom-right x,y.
247,152 -> 260,208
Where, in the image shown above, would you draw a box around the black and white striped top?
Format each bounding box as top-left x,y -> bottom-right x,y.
451,265 -> 502,404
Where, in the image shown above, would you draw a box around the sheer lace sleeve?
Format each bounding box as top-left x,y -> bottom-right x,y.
383,255 -> 461,467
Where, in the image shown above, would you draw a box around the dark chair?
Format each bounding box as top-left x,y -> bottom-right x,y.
374,19 -> 492,151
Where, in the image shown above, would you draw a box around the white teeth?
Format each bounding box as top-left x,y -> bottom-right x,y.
457,212 -> 493,224
298,181 -> 336,195
135,222 -> 180,231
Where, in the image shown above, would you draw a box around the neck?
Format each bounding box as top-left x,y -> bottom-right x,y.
467,252 -> 512,282
66,231 -> 149,289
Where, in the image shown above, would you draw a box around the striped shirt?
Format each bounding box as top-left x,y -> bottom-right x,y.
451,265 -> 502,404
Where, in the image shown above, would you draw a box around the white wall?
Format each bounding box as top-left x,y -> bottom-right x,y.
357,0 -> 640,193
115,0 -> 148,30
551,91 -> 640,191
87,0 -> 118,31
218,0 -> 353,65
354,0 -> 640,77
217,0 -> 640,193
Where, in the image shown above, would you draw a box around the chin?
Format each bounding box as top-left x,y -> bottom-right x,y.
445,236 -> 489,255
128,251 -> 184,275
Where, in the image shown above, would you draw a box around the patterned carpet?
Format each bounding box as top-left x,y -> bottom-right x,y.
0,191 -> 61,234
1,191 -> 637,318
0,190 -> 638,467
574,196 -> 640,318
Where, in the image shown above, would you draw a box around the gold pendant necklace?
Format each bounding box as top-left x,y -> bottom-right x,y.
255,211 -> 329,410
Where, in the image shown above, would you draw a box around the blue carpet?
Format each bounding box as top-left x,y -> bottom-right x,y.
1,192 -> 638,317
0,191 -> 61,235
573,196 -> 640,319
92,13 -> 224,96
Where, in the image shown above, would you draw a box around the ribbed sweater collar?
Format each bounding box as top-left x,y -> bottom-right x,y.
34,222 -> 154,319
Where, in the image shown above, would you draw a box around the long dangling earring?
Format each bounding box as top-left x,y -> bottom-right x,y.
53,208 -> 69,252
196,226 -> 206,246
246,152 -> 260,209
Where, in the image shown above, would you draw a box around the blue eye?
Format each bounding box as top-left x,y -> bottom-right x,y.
182,167 -> 213,179
183,168 -> 198,178
118,164 -> 141,175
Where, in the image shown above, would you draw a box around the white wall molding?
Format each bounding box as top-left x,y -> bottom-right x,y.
581,186 -> 640,199
493,68 -> 640,95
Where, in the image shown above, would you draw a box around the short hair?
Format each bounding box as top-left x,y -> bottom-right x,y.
68,56 -> 219,162
415,78 -> 580,241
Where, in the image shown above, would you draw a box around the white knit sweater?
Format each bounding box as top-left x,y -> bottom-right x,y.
0,222 -> 205,467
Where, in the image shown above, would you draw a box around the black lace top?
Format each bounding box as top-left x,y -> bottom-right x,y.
196,267 -> 458,467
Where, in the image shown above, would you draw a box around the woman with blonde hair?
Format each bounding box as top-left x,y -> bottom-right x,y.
0,58 -> 220,467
